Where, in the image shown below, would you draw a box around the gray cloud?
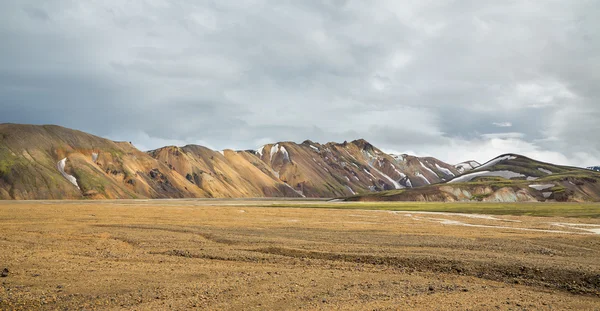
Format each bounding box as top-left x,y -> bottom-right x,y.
0,0 -> 599,166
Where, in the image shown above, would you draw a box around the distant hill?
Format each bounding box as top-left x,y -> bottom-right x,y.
0,123 -> 458,199
348,154 -> 600,202
588,166 -> 600,172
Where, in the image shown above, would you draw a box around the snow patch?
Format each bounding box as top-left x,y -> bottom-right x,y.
415,172 -> 430,185
419,161 -> 438,178
405,178 -> 413,188
279,146 -> 290,161
469,161 -> 481,168
391,164 -> 406,178
57,158 -> 80,189
538,168 -> 553,175
283,182 -> 305,198
345,186 -> 356,195
543,192 -> 552,199
528,184 -> 555,191
454,161 -> 481,174
479,155 -> 517,170
91,152 -> 99,162
363,169 -> 376,179
390,154 -> 405,162
435,163 -> 455,177
256,146 -> 265,157
448,170 -> 525,183
369,165 -> 403,189
309,145 -> 320,152
270,144 -> 279,160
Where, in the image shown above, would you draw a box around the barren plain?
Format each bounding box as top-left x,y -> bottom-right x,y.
1,200 -> 600,310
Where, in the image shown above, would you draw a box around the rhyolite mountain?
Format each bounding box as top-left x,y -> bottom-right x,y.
348,154 -> 600,202
0,123 -> 459,200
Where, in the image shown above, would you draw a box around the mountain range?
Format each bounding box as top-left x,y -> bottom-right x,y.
1,123 -> 599,202
349,154 -> 600,202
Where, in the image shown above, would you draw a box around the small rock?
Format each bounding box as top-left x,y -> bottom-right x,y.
1,268 -> 8,277
428,285 -> 435,291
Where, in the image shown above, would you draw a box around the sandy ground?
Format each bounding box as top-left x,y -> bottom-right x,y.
1,200 -> 600,310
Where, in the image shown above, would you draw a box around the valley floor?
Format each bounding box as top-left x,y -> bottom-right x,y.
1,200 -> 600,310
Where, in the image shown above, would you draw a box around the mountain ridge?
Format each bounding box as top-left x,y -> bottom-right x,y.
3,123 -> 598,202
0,123 -> 458,200
348,153 -> 600,203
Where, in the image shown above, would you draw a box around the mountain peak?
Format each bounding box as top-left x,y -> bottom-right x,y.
350,138 -> 374,151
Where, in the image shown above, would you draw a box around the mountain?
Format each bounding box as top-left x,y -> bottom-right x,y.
0,124 -> 209,199
348,154 -> 600,202
588,166 -> 600,172
0,124 -> 458,200
149,139 -> 459,198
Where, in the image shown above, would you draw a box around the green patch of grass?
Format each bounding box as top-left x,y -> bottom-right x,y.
72,165 -> 109,195
260,202 -> 600,218
108,149 -> 125,160
550,185 -> 566,193
0,147 -> 24,178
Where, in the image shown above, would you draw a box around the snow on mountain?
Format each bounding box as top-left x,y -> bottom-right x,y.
419,161 -> 438,178
415,172 -> 430,185
454,160 -> 481,174
448,170 -> 525,183
256,145 -> 265,157
435,163 -> 455,177
270,143 -> 279,160
57,158 -> 79,189
528,184 -> 555,191
478,155 -> 517,170
538,168 -> 553,174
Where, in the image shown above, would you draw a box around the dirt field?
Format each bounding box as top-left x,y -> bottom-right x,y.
1,200 -> 600,310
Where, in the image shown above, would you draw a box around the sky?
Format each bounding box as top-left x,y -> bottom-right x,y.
1,0 -> 599,167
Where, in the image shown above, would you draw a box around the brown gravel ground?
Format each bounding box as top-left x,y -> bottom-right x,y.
0,200 -> 599,310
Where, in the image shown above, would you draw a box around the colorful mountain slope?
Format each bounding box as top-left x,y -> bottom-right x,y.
348,154 -> 600,202
0,124 -> 207,199
0,124 -> 458,199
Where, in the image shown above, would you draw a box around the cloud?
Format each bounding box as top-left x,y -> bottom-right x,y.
481,132 -> 524,139
0,0 -> 598,167
492,122 -> 513,128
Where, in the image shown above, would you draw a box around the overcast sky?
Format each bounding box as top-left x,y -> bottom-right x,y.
1,1 -> 599,166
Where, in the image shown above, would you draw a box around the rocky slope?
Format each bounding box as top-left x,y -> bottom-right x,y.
0,124 -> 209,199
349,154 -> 600,203
0,124 -> 458,199
149,139 -> 459,198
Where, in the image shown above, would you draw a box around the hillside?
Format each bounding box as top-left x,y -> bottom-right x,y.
0,123 -> 458,200
348,154 -> 600,203
148,139 -> 459,198
0,124 -> 209,199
